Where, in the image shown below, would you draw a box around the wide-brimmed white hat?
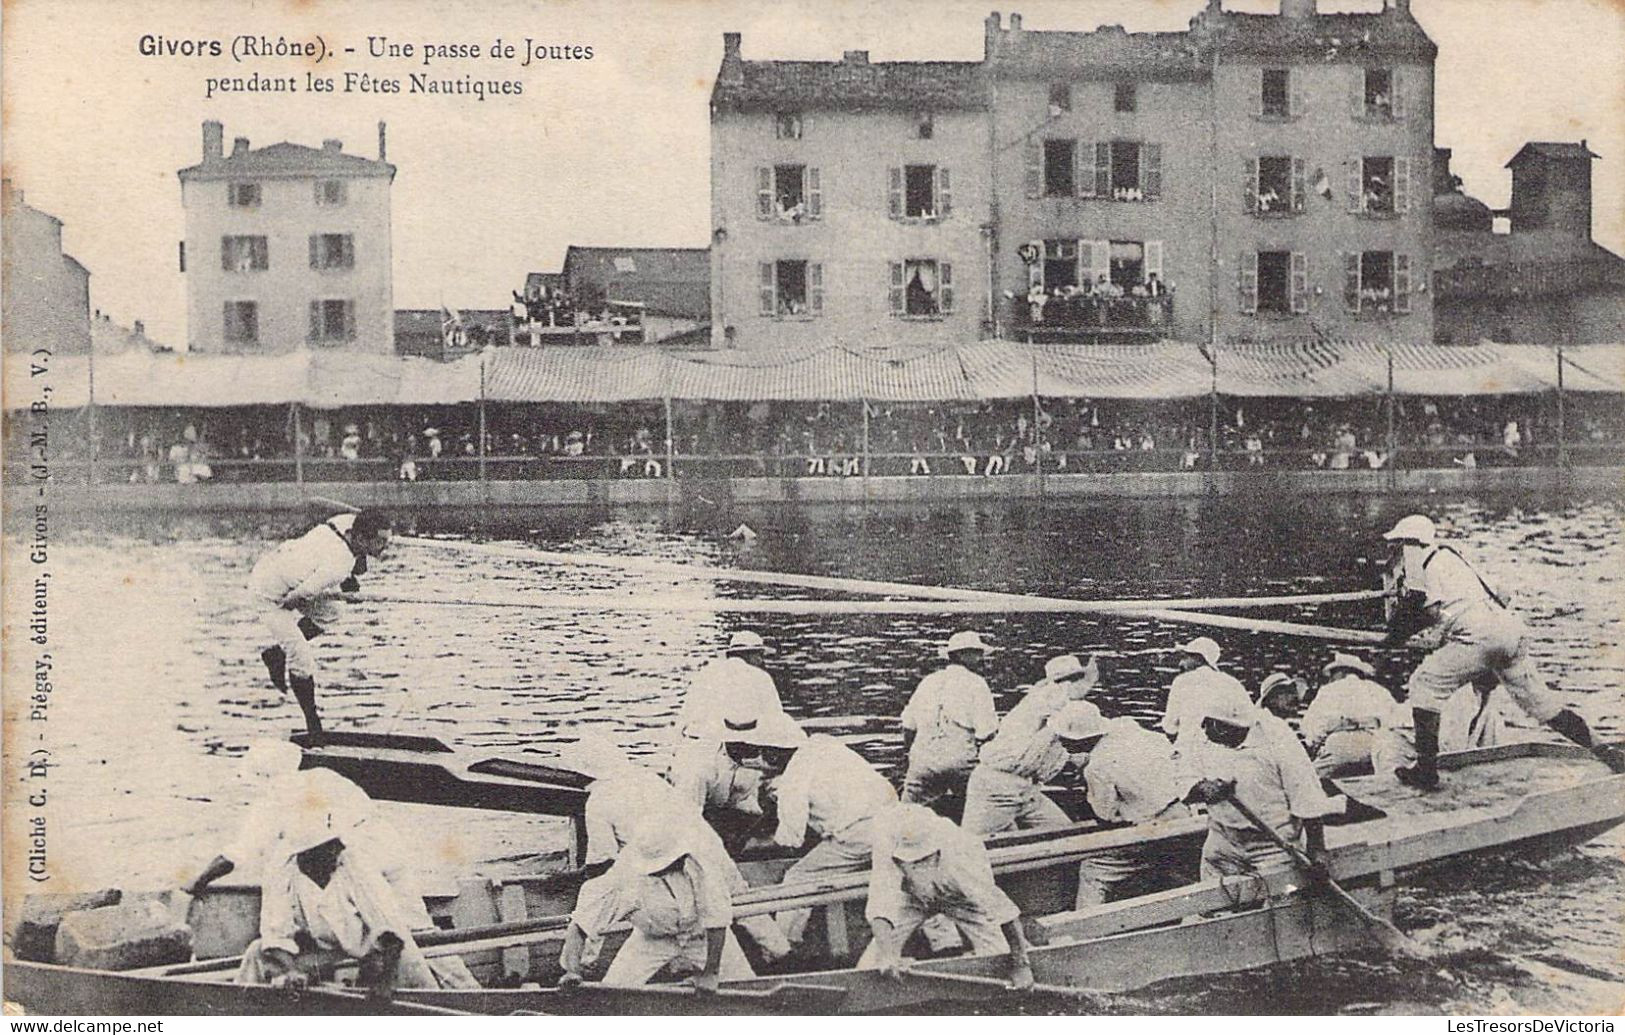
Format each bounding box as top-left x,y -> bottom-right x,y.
1175,636 -> 1222,668
556,731 -> 636,780
715,708 -> 806,750
279,802 -> 358,858
1382,514 -> 1437,545
1255,672 -> 1300,706
1197,692 -> 1258,729
1043,654 -> 1093,683
883,804 -> 950,864
623,818 -> 694,875
1322,652 -> 1377,679
724,631 -> 772,655
1049,700 -> 1108,742
941,630 -> 992,657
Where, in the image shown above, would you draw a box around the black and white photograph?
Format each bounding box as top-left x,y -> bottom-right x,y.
2,0 -> 1622,1020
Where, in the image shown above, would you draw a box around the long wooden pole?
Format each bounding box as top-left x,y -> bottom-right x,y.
291,402 -> 304,487
1384,350 -> 1396,490
1556,346 -> 1567,468
477,358 -> 488,483
663,394 -> 676,481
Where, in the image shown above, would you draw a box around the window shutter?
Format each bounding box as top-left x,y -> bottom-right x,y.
1077,141 -> 1097,198
756,167 -> 773,219
759,263 -> 775,316
1024,141 -> 1041,199
343,300 -> 356,340
1029,247 -> 1045,291
807,167 -> 822,220
1391,68 -> 1407,119
940,262 -> 954,314
1142,144 -> 1163,198
223,301 -> 235,339
889,262 -> 905,314
1291,158 -> 1307,212
1290,251 -> 1309,313
1346,159 -> 1363,213
313,181 -> 323,205
1244,158 -> 1259,214
1086,239 -> 1112,287
936,167 -> 952,216
1144,241 -> 1164,282
221,237 -> 233,272
1395,254 -> 1412,313
179,241 -> 186,273
309,235 -> 320,269
1350,68 -> 1365,118
809,263 -> 824,314
1394,157 -> 1412,214
1257,68 -> 1267,118
888,167 -> 903,218
1290,71 -> 1306,119
342,236 -> 355,268
1344,253 -> 1362,312
1095,143 -> 1111,198
308,301 -> 322,342
1238,252 -> 1258,315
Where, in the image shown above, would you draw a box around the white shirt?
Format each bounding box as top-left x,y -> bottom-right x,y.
772,735 -> 897,847
1415,545 -> 1503,635
1162,665 -> 1253,757
1300,675 -> 1398,753
1190,720 -> 1340,843
572,850 -> 732,941
676,656 -> 782,740
583,767 -> 691,868
669,740 -> 763,816
1081,718 -> 1184,824
976,683 -> 1072,782
223,768 -> 372,880
865,811 -> 1019,929
249,514 -> 358,607
257,845 -> 415,960
901,664 -> 998,781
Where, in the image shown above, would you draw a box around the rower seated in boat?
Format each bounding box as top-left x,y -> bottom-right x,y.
670,696 -> 779,855
558,817 -> 755,992
1067,709 -> 1194,906
962,659 -> 1100,837
1162,637 -> 1254,761
556,732 -> 791,963
860,803 -> 1035,991
1182,694 -> 1342,881
1301,653 -> 1398,778
900,631 -> 999,820
675,631 -> 784,741
236,807 -> 468,997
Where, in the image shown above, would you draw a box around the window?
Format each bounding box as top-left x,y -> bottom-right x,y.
774,113 -> 803,140
315,180 -> 348,206
309,233 -> 356,270
1109,241 -> 1143,288
1043,240 -> 1079,292
178,241 -> 185,273
308,299 -> 357,342
1114,83 -> 1137,113
1261,69 -> 1290,118
223,301 -> 258,344
1362,157 -> 1395,213
1363,68 -> 1393,118
1048,83 -> 1071,114
758,260 -> 822,317
1044,140 -> 1075,197
757,164 -> 818,221
1250,156 -> 1303,215
220,235 -> 268,272
1257,251 -> 1291,313
890,259 -> 953,317
1345,251 -> 1412,314
1241,251 -> 1307,315
227,182 -> 261,208
889,165 -> 951,219
1110,141 -> 1140,193
915,113 -> 934,140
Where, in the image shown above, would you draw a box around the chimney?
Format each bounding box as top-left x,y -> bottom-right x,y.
232,136 -> 250,156
842,50 -> 869,64
1009,12 -> 1022,30
1393,0 -> 1410,10
322,139 -> 343,153
720,32 -> 744,84
133,320 -> 145,338
377,121 -> 387,161
1281,0 -> 1316,16
203,120 -> 223,162
985,11 -> 1001,59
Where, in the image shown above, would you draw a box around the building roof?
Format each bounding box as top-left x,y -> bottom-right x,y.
712,52 -> 984,113
1207,9 -> 1437,59
563,246 -> 710,320
1433,190 -> 1494,232
179,141 -> 396,182
1507,142 -> 1601,167
988,26 -> 1209,80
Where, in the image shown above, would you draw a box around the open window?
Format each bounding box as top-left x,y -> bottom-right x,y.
891,259 -> 953,317
774,113 -> 803,140
1110,141 -> 1141,196
315,180 -> 347,206
1364,68 -> 1393,118
758,165 -> 821,221
1363,157 -> 1395,213
1048,83 -> 1071,114
1043,240 -> 1078,291
221,235 -> 268,272
227,182 -> 261,208
1044,140 -> 1075,197
1109,241 -> 1144,289
1241,251 -> 1307,315
308,299 -> 356,343
223,301 -> 258,344
1261,69 -> 1290,118
759,260 -> 823,317
1257,251 -> 1291,313
905,165 -> 935,217
309,234 -> 356,270
1346,251 -> 1411,313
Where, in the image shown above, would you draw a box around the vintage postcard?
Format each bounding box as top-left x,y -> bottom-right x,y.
3,0 -> 1622,1020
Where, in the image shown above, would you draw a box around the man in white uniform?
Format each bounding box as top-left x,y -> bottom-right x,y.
861,803 -> 1034,989
1382,514 -> 1624,789
1301,653 -> 1399,778
900,631 -> 999,817
675,631 -> 783,740
669,698 -> 774,854
249,510 -> 392,738
1162,637 -> 1254,760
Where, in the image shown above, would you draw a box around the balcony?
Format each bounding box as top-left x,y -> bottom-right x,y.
1011,294 -> 1173,342
1434,257 -> 1623,301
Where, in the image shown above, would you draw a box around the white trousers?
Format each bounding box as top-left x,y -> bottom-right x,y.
961,767 -> 1070,837
776,819 -> 875,945
603,928 -> 754,985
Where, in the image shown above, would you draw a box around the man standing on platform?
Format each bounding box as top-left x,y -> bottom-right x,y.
1381,514 -> 1625,790
249,509 -> 392,739
900,630 -> 999,818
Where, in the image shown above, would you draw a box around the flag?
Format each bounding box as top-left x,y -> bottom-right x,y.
1313,167 -> 1334,200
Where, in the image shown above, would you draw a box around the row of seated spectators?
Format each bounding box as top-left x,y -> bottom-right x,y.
26,395 -> 1625,483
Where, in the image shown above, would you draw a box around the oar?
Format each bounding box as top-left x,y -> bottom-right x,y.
1223,792 -> 1430,960
899,968 -> 1100,1003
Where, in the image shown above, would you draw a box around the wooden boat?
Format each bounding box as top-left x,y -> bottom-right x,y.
6,741 -> 1620,1015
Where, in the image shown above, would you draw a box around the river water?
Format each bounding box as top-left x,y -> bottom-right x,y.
9,492 -> 1623,1014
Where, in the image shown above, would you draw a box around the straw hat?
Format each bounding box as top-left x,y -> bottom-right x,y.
941,630 -> 992,657
1255,672 -> 1300,707
883,804 -> 950,864
244,739 -> 302,782
714,708 -> 806,749
280,803 -> 357,858
1175,636 -> 1222,668
1322,652 -> 1377,679
724,631 -> 772,655
1043,654 -> 1092,683
1382,514 -> 1437,545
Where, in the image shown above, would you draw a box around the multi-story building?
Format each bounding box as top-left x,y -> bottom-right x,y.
2,179 -> 91,355
711,0 -> 1438,350
178,121 -> 395,353
709,35 -> 992,350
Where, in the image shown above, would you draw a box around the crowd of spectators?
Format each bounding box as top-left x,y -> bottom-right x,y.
26,393 -> 1624,485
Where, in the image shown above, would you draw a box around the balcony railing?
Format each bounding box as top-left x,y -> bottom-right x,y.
1012,294 -> 1173,341
1435,257 -> 1622,301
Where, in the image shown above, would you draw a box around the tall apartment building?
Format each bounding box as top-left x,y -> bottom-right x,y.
711,0 -> 1437,349
178,121 -> 396,353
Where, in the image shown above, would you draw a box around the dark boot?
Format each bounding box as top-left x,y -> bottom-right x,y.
260,646 -> 287,693
1396,708 -> 1442,791
1547,709 -> 1625,774
290,674 -> 324,739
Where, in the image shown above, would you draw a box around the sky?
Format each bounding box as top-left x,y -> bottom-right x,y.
3,0 -> 1622,348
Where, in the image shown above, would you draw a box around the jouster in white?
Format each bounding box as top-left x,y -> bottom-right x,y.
1301,653 -> 1401,778
675,631 -> 784,740
900,630 -> 998,813
1162,636 -> 1253,759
